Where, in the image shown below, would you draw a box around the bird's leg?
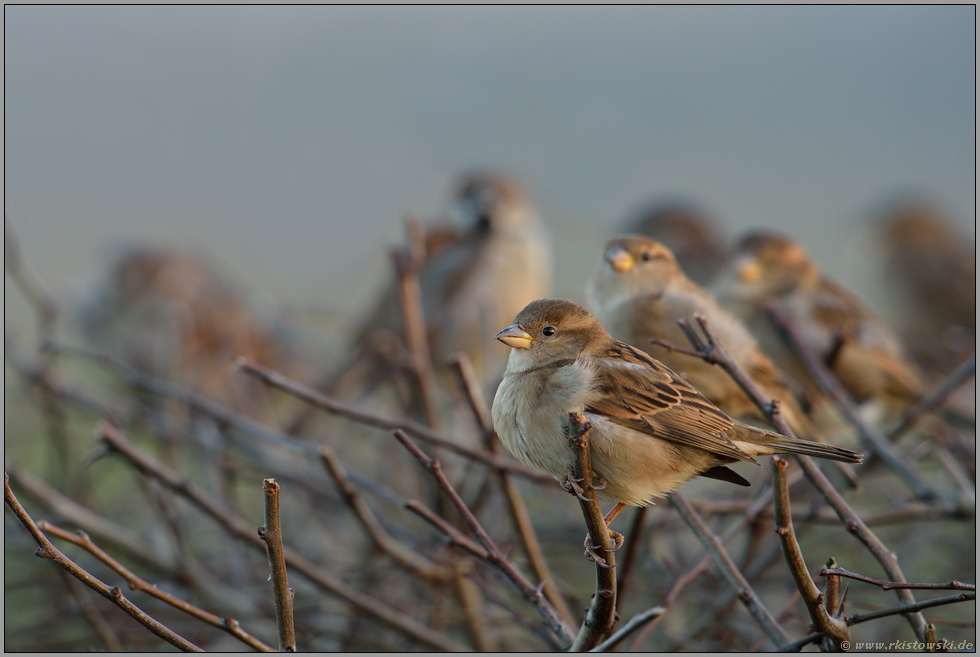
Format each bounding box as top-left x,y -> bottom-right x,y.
603,502 -> 626,526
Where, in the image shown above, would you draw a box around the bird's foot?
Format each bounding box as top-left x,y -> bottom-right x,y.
560,473 -> 591,502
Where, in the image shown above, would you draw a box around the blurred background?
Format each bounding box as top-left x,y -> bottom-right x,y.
4,6 -> 976,652
4,5 -> 975,338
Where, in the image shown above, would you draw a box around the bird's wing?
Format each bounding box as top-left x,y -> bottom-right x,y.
584,341 -> 757,463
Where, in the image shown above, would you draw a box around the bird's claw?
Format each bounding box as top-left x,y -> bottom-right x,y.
592,476 -> 608,491
560,473 -> 592,501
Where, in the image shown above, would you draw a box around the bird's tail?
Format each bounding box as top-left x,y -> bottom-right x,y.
731,422 -> 864,464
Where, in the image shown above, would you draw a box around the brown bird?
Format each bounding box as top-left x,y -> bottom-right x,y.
625,200 -> 729,286
80,247 -> 290,416
713,231 -> 925,415
490,299 -> 862,522
294,173 -> 552,429
587,235 -> 821,442
876,199 -> 975,374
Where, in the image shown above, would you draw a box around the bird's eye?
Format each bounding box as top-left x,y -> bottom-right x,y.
542,326 -> 556,337
641,252 -> 653,261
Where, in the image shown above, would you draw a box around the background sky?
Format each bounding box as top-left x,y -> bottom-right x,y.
5,6 -> 976,337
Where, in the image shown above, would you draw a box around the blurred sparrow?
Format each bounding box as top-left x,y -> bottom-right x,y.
713,231 -> 924,414
310,173 -> 552,411
876,199 -> 975,373
80,247 -> 290,415
490,299 -> 862,519
587,236 -> 821,443
625,200 -> 728,286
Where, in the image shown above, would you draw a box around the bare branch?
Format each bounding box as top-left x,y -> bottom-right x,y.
259,479 -> 296,652
819,567 -> 975,592
5,473 -> 204,652
771,457 -> 850,649
97,422 -> 468,652
319,446 -> 453,581
38,521 -> 274,652
391,428 -> 576,648
566,413 -> 619,652
669,492 -> 790,647
889,353 -> 975,441
846,594 -> 975,626
448,352 -> 576,626
589,606 -> 665,653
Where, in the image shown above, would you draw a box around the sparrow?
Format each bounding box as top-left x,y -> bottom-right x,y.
625,200 -> 729,286
80,247 -> 290,415
291,173 -> 552,430
586,236 -> 820,443
876,199 -> 975,374
490,299 -> 862,520
712,231 -> 925,414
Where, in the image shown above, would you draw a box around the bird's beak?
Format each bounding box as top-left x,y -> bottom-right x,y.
495,324 -> 533,349
734,256 -> 763,283
606,246 -> 635,272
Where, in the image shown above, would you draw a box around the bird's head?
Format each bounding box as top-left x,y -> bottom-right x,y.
495,298 -> 610,369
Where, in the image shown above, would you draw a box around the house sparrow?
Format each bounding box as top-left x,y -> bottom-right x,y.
80,247 -> 290,416
586,236 -> 820,443
490,299 -> 862,516
296,173 -> 552,426
713,231 -> 924,414
876,199 -> 975,374
625,200 -> 728,286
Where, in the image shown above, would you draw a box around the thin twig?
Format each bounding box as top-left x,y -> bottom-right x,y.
391,428 -> 576,648
447,352 -> 575,626
669,491 -> 790,647
819,567 -> 975,592
846,594 -> 975,626
766,306 -> 943,502
771,457 -> 850,649
674,314 -> 931,642
4,473 -> 204,652
567,413 -> 619,652
589,606 -> 665,653
319,447 -> 453,581
38,521 -> 274,652
234,356 -> 551,482
453,565 -> 496,652
259,479 -> 297,652
889,353 -> 976,441
97,422 -> 468,652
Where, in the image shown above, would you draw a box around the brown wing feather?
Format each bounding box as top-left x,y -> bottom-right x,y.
584,341 -> 758,464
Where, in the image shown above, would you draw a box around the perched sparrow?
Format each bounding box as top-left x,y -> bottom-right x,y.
587,236 -> 820,443
303,173 -> 552,420
713,231 -> 924,414
80,247 -> 289,415
625,200 -> 728,286
876,199 -> 975,373
490,299 -> 862,515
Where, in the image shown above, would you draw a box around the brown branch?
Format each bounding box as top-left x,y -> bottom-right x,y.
453,565 -> 496,652
97,421 -> 468,652
589,606 -> 665,653
846,593 -> 975,626
765,306 -> 942,502
673,314 -> 931,641
771,457 -> 850,650
319,447 -> 453,581
4,473 -> 204,652
566,413 -> 619,652
819,567 -> 975,592
37,521 -> 274,652
391,428 -> 576,648
4,463 -> 178,575
447,352 -> 576,626
235,356 -> 551,482
259,479 -> 296,652
889,353 -> 975,441
391,218 -> 442,428
669,492 -> 790,647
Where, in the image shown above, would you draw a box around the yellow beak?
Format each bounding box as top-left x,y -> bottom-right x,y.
606,246 -> 635,272
495,324 -> 533,349
734,256 -> 763,283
